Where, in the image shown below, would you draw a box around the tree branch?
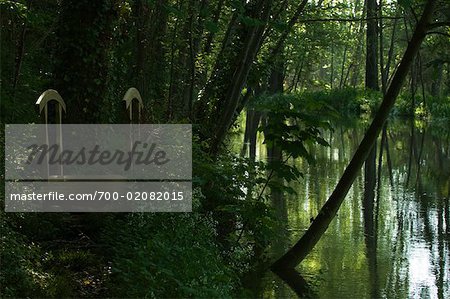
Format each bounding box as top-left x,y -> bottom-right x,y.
299,16 -> 402,23
427,21 -> 450,30
427,31 -> 450,38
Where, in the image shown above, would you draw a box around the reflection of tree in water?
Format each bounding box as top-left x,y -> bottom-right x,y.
264,129 -> 318,298
270,187 -> 316,298
272,268 -> 316,298
387,124 -> 449,298
250,117 -> 449,298
363,139 -> 379,299
429,134 -> 449,299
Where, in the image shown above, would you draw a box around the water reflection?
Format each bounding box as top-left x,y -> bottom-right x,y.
252,119 -> 449,299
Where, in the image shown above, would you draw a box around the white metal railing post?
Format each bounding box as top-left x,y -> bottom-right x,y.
36,89 -> 66,178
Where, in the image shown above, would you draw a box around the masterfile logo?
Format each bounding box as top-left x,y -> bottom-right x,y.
4,124 -> 192,212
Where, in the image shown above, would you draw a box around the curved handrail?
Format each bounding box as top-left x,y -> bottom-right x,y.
36,89 -> 66,113
122,87 -> 143,122
35,89 -> 66,177
122,87 -> 143,109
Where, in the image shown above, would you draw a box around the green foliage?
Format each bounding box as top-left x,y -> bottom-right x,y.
103,210 -> 237,298
1,0 -> 449,297
252,92 -> 333,162
0,0 -> 57,123
0,216 -> 45,298
394,94 -> 450,121
51,0 -> 121,123
394,93 -> 417,116
429,95 -> 450,120
295,88 -> 383,116
0,211 -> 107,298
193,136 -> 279,253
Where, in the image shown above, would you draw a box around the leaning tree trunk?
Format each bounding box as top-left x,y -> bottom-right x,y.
271,0 -> 437,270
207,0 -> 273,155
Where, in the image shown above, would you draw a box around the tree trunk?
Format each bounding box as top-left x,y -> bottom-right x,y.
134,0 -> 168,121
271,0 -> 437,270
363,0 -> 380,291
349,0 -> 367,87
204,0 -> 309,155
208,0 -> 273,155
365,0 -> 379,91
53,0 -> 117,123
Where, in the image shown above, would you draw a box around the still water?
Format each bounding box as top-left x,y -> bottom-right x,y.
240,118 -> 449,298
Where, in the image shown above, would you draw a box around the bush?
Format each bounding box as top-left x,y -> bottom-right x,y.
429,95 -> 450,120
103,207 -> 238,298
0,215 -> 47,297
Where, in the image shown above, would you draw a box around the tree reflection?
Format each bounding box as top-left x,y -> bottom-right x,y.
271,268 -> 315,298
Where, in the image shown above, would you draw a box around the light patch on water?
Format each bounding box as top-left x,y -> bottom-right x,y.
408,244 -> 438,298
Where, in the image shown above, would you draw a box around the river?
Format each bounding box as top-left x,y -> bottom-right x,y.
237,118 -> 449,298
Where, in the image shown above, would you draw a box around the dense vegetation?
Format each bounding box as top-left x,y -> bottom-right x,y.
1,0 -> 449,297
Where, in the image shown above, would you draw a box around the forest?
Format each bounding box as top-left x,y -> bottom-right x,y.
1,0 -> 449,298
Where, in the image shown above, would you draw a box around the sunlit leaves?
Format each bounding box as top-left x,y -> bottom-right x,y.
253,92 -> 332,164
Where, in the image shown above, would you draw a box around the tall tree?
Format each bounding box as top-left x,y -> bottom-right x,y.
135,0 -> 168,119
198,0 -> 274,155
364,0 -> 379,295
53,0 -> 118,123
366,0 -> 379,91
